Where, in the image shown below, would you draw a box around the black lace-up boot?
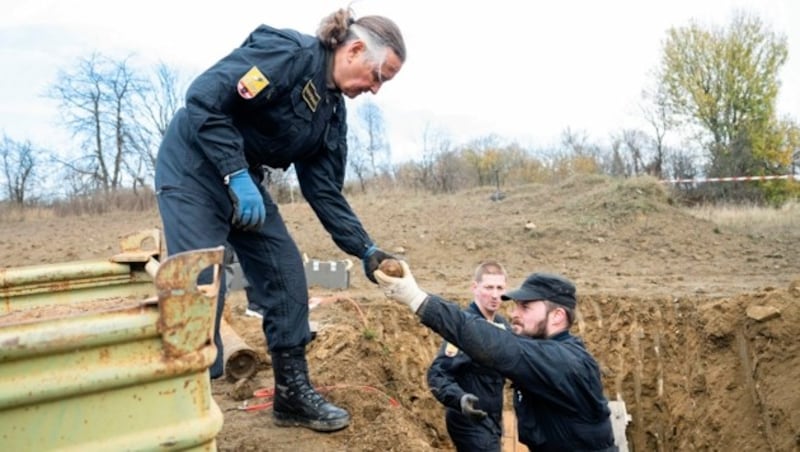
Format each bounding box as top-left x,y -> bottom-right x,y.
271,346 -> 350,432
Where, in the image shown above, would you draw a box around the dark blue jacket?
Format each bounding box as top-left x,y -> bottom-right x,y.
169,24 -> 372,257
427,302 -> 510,434
419,295 -> 616,451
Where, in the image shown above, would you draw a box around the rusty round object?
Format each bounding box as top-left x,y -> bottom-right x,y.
379,258 -> 404,277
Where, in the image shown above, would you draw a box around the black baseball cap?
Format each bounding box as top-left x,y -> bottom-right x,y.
501,272 -> 577,309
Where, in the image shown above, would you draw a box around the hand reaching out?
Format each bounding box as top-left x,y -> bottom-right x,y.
374,259 -> 428,313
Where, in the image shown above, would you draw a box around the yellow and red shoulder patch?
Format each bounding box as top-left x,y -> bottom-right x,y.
237,66 -> 269,99
444,342 -> 459,357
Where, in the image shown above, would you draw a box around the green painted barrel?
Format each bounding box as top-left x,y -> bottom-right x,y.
0,247 -> 224,451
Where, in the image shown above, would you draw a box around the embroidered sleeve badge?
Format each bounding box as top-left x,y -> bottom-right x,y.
444,342 -> 459,357
237,66 -> 269,100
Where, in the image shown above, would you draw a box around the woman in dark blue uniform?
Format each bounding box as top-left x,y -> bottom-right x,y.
427,261 -> 511,451
377,264 -> 618,451
155,8 -> 405,432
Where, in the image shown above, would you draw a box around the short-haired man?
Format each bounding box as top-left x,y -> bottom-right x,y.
426,261 -> 510,452
376,263 -> 617,451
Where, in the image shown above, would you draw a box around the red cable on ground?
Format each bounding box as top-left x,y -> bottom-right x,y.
309,295 -> 370,329
338,297 -> 370,329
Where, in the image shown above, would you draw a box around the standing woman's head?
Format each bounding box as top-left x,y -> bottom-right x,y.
318,8 -> 406,98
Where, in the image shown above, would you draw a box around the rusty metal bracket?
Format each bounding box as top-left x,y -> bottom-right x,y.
110,228 -> 164,279
154,246 -> 224,357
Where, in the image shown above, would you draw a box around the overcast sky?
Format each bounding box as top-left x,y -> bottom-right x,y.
1,0 -> 798,161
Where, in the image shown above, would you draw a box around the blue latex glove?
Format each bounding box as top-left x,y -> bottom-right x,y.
226,169 -> 265,231
362,244 -> 394,284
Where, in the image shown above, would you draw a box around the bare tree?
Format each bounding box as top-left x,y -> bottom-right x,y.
49,53 -> 149,194
417,123 -> 454,192
558,127 -> 602,177
126,62 -> 187,187
0,135 -> 37,205
346,133 -> 370,192
356,100 -> 390,177
108,57 -> 147,191
462,134 -> 502,187
669,148 -> 700,182
617,129 -> 651,176
144,63 -> 184,137
607,136 -> 628,177
345,100 -> 391,191
432,149 -> 463,193
640,85 -> 674,178
560,128 -> 594,157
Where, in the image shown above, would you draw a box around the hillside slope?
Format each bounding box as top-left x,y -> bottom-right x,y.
2,175 -> 798,451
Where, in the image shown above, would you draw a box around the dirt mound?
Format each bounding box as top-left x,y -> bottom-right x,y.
215,283 -> 799,451
217,295 -> 448,452
2,175 -> 798,451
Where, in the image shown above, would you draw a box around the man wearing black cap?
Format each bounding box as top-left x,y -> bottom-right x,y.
375,262 -> 617,451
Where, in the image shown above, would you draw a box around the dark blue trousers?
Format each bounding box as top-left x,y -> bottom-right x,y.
445,409 -> 502,452
155,116 -> 311,377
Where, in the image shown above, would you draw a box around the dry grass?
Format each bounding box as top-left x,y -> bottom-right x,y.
686,200 -> 800,236
0,205 -> 55,223
51,189 -> 157,216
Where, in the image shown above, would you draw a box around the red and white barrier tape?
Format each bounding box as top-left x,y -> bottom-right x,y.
661,174 -> 795,184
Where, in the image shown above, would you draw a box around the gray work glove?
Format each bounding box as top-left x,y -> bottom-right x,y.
374,260 -> 428,313
460,393 -> 488,421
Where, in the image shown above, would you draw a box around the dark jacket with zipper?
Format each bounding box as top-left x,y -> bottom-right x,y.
427,302 -> 510,448
160,24 -> 373,257
419,295 -> 617,451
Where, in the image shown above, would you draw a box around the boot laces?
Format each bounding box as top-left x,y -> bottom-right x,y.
285,368 -> 327,407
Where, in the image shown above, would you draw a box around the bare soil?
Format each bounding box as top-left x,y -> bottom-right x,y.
2,175 -> 798,451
